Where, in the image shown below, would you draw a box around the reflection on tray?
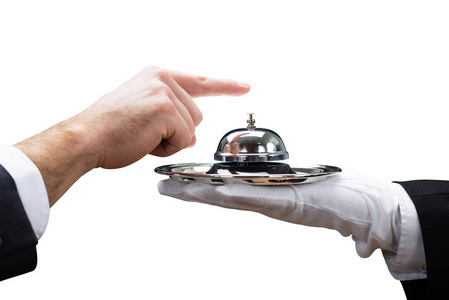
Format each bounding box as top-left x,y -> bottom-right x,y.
155,163 -> 342,186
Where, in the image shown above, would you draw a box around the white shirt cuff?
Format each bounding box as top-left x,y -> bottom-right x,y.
382,183 -> 427,281
0,145 -> 49,239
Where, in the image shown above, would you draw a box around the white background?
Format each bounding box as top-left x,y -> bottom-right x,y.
1,1 -> 448,299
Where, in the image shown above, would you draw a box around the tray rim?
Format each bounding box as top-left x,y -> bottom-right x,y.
155,163 -> 342,182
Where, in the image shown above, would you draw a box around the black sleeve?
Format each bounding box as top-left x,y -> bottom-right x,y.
395,180 -> 449,300
0,164 -> 38,281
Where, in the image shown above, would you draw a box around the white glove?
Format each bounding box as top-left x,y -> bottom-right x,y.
158,170 -> 409,258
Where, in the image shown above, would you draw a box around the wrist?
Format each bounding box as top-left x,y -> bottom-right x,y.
15,117 -> 101,206
382,183 -> 427,280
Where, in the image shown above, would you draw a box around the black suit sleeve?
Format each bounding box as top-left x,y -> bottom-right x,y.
0,164 -> 38,281
395,180 -> 449,300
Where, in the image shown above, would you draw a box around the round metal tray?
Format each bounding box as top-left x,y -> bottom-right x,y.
155,163 -> 342,185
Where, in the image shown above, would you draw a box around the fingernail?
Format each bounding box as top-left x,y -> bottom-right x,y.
239,82 -> 250,88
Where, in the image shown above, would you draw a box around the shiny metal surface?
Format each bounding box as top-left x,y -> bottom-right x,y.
155,163 -> 341,185
155,113 -> 342,186
214,113 -> 289,162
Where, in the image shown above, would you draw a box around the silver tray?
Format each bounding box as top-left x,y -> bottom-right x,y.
155,163 -> 342,185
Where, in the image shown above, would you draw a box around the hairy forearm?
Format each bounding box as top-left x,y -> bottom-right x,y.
12,67 -> 250,207
15,117 -> 100,207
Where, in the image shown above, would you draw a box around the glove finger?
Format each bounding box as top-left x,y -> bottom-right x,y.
158,179 -> 255,211
216,184 -> 297,211
183,182 -> 265,210
158,179 -> 191,199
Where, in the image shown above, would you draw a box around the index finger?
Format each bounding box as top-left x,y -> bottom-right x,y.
167,70 -> 250,98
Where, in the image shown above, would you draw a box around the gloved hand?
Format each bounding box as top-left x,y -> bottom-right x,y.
158,170 -> 407,258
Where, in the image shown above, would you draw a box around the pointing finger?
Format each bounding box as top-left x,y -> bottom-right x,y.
167,70 -> 250,98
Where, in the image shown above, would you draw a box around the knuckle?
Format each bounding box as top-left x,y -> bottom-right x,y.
181,133 -> 194,149
151,67 -> 170,81
194,110 -> 203,126
157,97 -> 177,116
140,66 -> 160,77
195,76 -> 209,93
153,82 -> 173,96
141,66 -> 171,82
196,75 -> 208,83
143,65 -> 161,73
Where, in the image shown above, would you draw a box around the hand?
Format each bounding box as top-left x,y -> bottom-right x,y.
16,66 -> 250,206
158,170 -> 405,257
76,67 -> 251,168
